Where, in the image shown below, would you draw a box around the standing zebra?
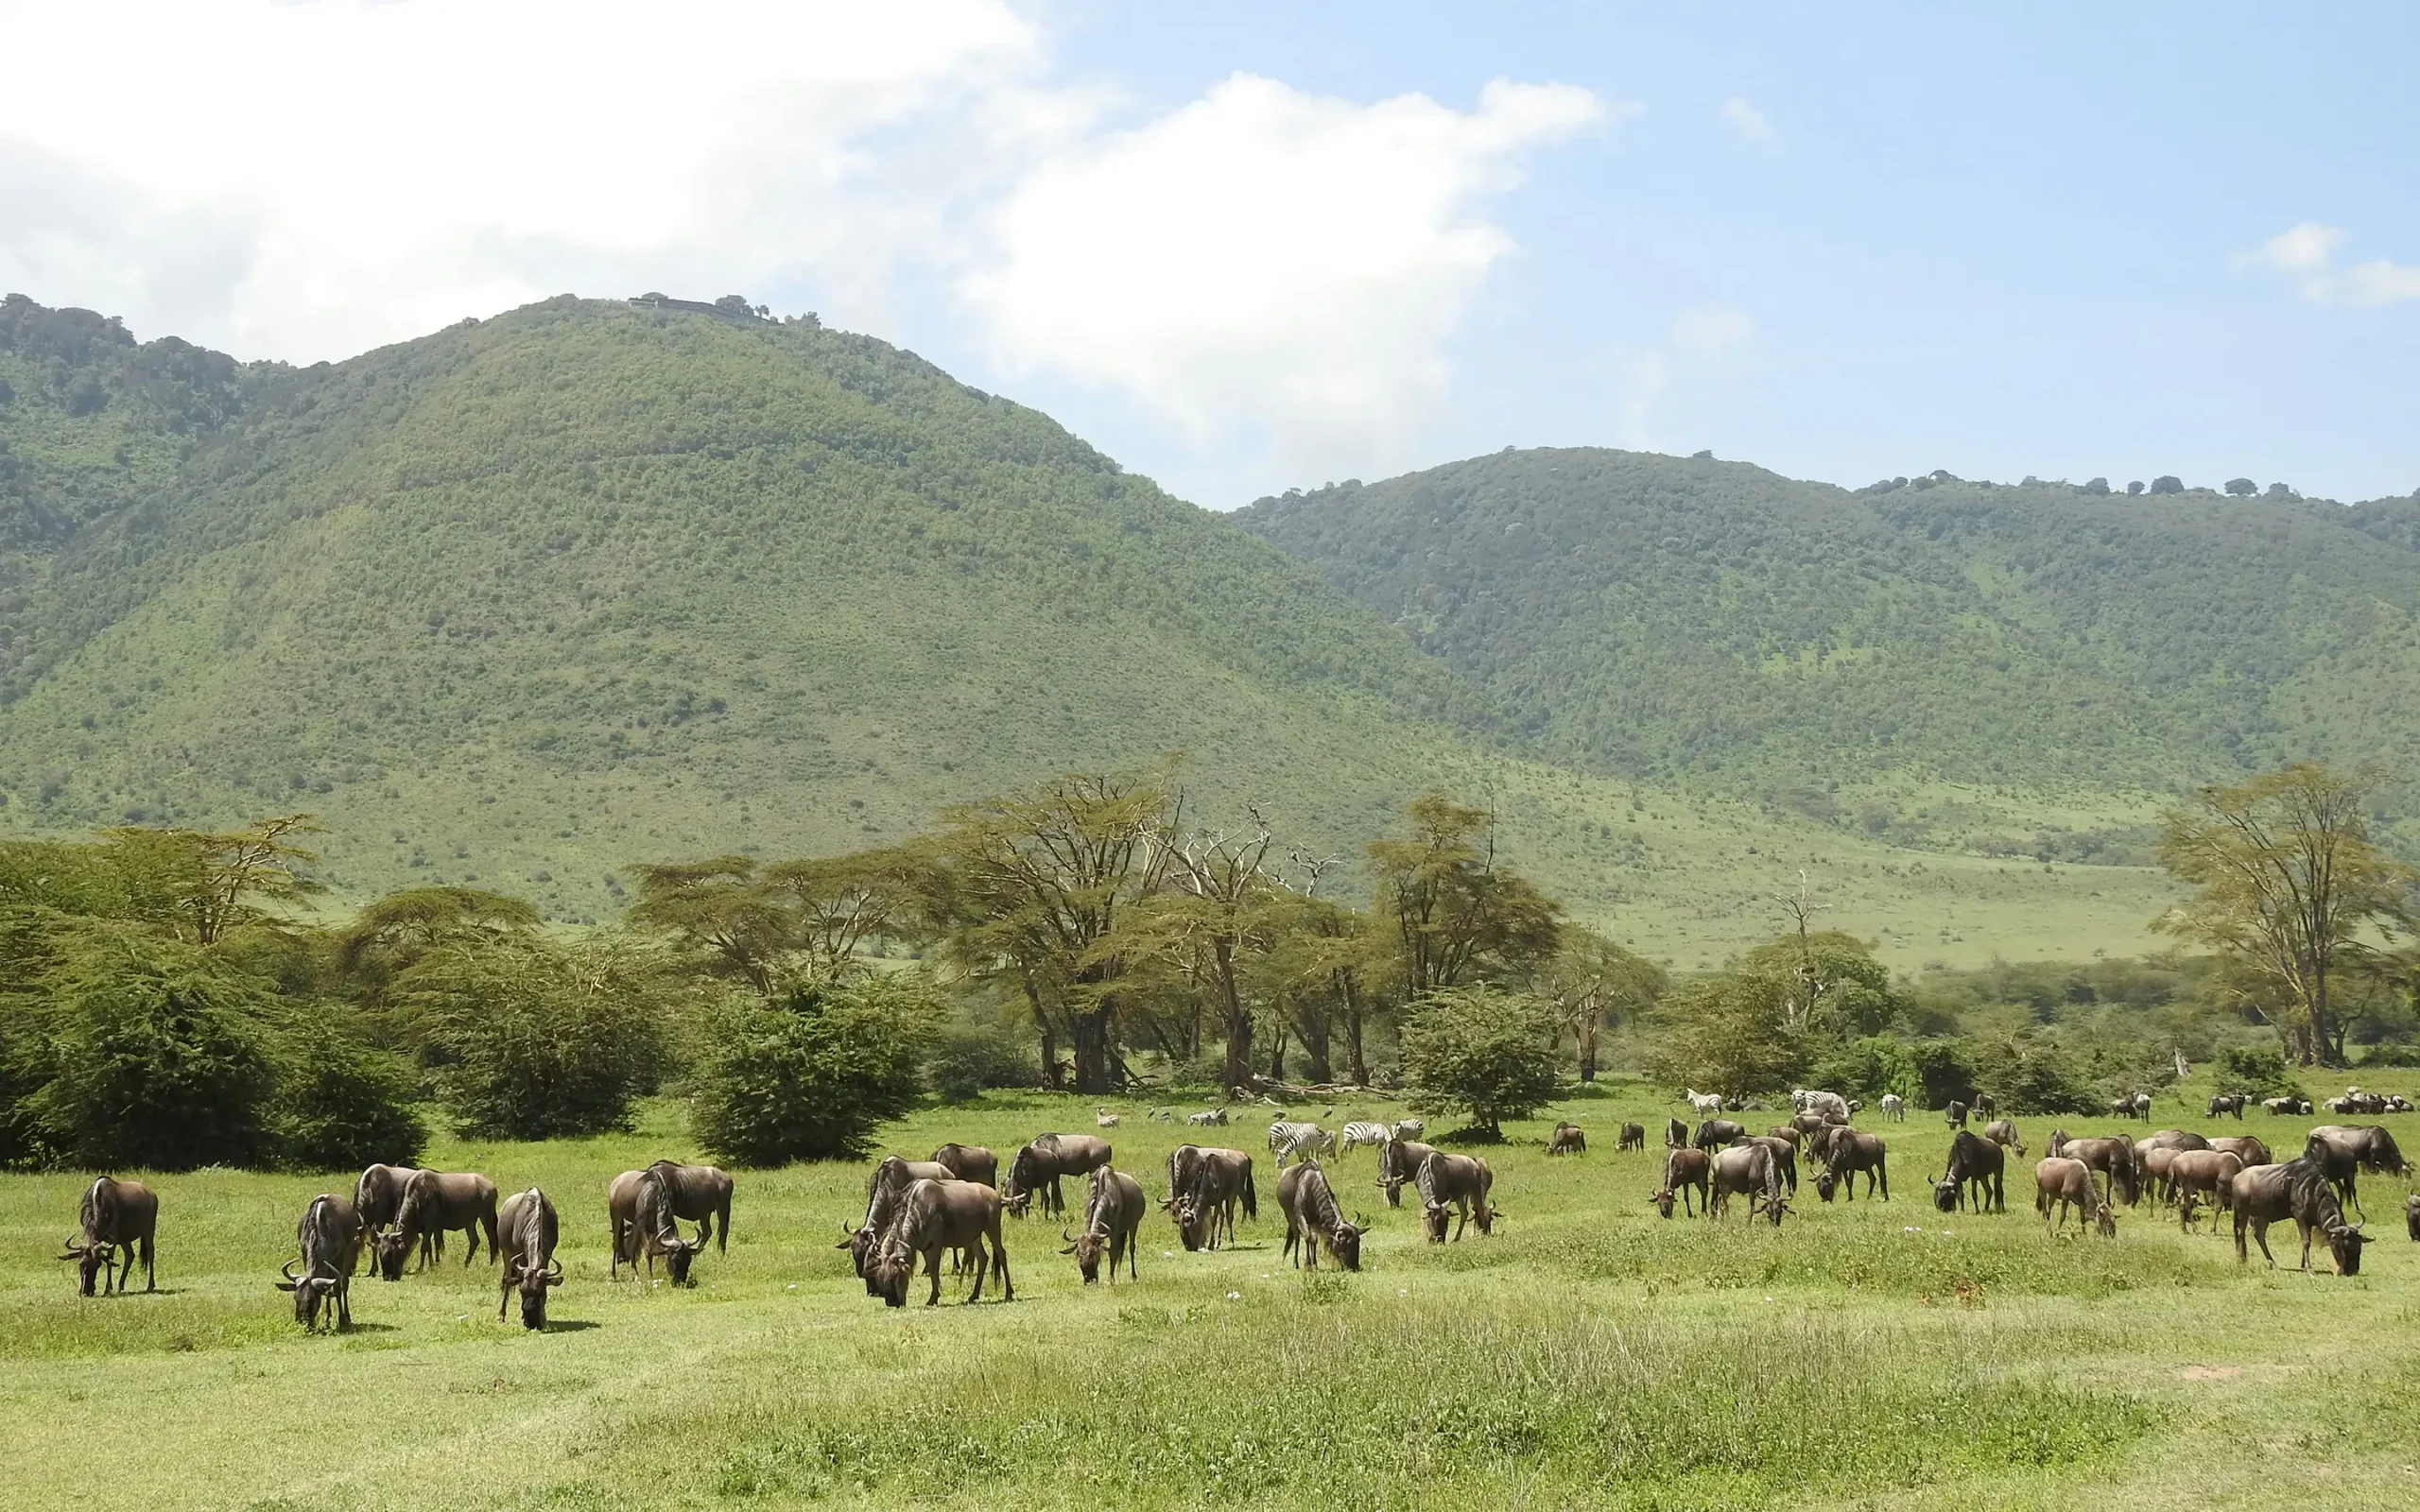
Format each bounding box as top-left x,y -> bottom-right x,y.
1268,1121 -> 1334,1170
1337,1122 -> 1392,1158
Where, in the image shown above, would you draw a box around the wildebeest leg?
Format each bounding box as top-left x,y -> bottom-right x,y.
925,1245 -> 945,1306
1876,1158 -> 1888,1201
2296,1218 -> 2316,1272
2252,1218 -> 2277,1268
337,1280 -> 352,1332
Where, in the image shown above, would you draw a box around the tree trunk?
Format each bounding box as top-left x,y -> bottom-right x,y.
1578,1016 -> 1599,1082
1026,985 -> 1063,1090
1294,999 -> 1333,1085
1071,1006 -> 1115,1094
1216,942 -> 1254,1096
1268,1018 -> 1288,1083
1340,970 -> 1369,1087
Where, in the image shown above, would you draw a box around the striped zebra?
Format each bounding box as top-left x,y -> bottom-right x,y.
1268,1121 -> 1333,1170
1338,1121 -> 1392,1158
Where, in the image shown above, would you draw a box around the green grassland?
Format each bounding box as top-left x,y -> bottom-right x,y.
7,1083 -> 2417,1511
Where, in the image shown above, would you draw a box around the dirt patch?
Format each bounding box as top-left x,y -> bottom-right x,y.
2178,1365 -> 2241,1381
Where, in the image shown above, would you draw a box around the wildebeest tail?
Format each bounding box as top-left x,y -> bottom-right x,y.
717,1192 -> 731,1254
1242,1165 -> 1257,1221
81,1177 -> 105,1237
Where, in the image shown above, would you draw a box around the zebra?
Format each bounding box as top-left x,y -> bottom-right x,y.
1186,1107 -> 1230,1126
1338,1121 -> 1392,1158
1392,1119 -> 1425,1142
1268,1121 -> 1333,1170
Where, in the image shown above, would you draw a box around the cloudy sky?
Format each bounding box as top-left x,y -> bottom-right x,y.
3,2 -> 2413,506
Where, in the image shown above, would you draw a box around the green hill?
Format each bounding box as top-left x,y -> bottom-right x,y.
1237,449 -> 2420,855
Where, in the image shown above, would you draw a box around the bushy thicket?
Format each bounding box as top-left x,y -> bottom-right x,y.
690,973 -> 941,1165
926,1021 -> 1034,1103
269,1024 -> 425,1171
1400,986 -> 1565,1137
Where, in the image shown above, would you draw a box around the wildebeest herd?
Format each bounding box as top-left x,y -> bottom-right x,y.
50,1083 -> 2415,1332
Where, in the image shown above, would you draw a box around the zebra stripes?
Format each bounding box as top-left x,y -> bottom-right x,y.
1267,1121 -> 1334,1170
1338,1121 -> 1392,1157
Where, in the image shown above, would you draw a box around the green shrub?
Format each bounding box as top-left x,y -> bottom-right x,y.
690,973 -> 940,1165
269,1025 -> 424,1171
1400,986 -> 1564,1136
1807,1036 -> 1924,1105
1643,972 -> 1814,1101
926,1022 -> 1032,1104
2217,1043 -> 2305,1096
1965,1032 -> 2100,1114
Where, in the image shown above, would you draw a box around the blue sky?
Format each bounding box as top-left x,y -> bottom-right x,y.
3,2 -> 2411,506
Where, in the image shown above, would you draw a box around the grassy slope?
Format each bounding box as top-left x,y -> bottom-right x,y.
5,1086 -> 2416,1510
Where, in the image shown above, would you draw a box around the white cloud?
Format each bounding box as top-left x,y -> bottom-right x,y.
2244,221 -> 2420,305
1719,96 -> 1778,148
959,75 -> 1610,478
1616,306 -> 1754,449
2337,259 -> 2420,304
2253,221 -> 2345,274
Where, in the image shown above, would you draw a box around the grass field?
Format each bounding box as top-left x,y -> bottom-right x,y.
7,1085 -> 2418,1511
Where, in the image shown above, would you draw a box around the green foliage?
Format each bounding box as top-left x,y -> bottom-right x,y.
1368,792 -> 1562,995
1963,1032 -> 2100,1114
399,935 -> 672,1140
1398,985 -> 1565,1133
689,973 -> 941,1164
1647,971 -> 1815,1099
268,1024 -> 424,1171
2215,1043 -> 2302,1100
1806,1035 -> 1924,1105
925,1021 -> 1034,1104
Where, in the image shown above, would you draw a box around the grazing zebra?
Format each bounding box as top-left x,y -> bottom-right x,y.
1338,1121 -> 1392,1158
1268,1121 -> 1333,1170
1186,1107 -> 1230,1126
1878,1093 -> 1905,1122
1392,1119 -> 1425,1142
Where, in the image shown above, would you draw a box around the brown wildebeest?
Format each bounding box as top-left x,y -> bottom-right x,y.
931,1143 -> 998,1191
1972,1091 -> 1996,1117
2232,1158 -> 2368,1273
1788,1110 -> 1831,1143
837,1157 -> 954,1284
496,1187 -> 563,1329
2047,1132 -> 2140,1207
2303,1125 -> 2411,1221
2142,1146 -> 2182,1207
1375,1138 -> 1438,1209
354,1163 -> 421,1273
1617,1123 -> 1647,1152
1003,1133 -> 1112,1218
1765,1125 -> 1802,1153
1693,1118 -> 1748,1150
380,1169 -> 498,1278
1945,1100 -> 1968,1130
2138,1128 -> 2209,1156
2167,1150 -> 2244,1232
1547,1122 -> 1586,1155
61,1176 -> 158,1297
1813,1130 -> 1889,1202
1652,1147 -> 1712,1218
1416,1151 -> 1497,1242
869,1178 -> 1012,1307
1664,1117 -> 1689,1149
1747,1134 -> 1799,1196
2033,1157 -> 2114,1237
1932,1129 -> 2004,1213
1166,1143 -> 1204,1206
643,1160 -> 734,1252
1062,1166 -> 1144,1283
1278,1161 -> 1368,1270
1981,1118 -> 2025,1158
2207,1092 -> 2247,1120
277,1194 -> 366,1332
1170,1147 -> 1255,1251
1707,1143 -> 1783,1223
2208,1135 -> 2272,1170
2406,1194 -> 2420,1242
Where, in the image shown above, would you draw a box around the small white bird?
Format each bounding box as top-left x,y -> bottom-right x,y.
1096,1107 -> 1120,1127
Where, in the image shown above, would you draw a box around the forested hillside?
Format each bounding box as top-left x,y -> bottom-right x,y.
1238,450 -> 2420,852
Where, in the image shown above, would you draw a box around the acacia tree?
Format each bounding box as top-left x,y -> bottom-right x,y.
1107,816 -> 1281,1092
625,847 -> 920,996
1367,793 -> 1562,995
2154,763 -> 2416,1065
1398,985 -> 1564,1137
1536,929 -> 1667,1081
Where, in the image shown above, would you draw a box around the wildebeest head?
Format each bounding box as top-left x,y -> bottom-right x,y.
2093,1203 -> 2118,1240
1063,1226 -> 1109,1283
869,1235 -> 915,1308
1764,1196 -> 1791,1228
1472,1199 -> 1499,1236
508,1254 -> 564,1330
277,1259 -> 342,1331
1930,1174 -> 1958,1212
657,1233 -> 700,1284
837,1221 -> 881,1284
371,1226 -> 414,1281
2327,1222 -> 2369,1275
1650,1187 -> 1675,1219
58,1233 -> 114,1297
1812,1169 -> 1839,1202
1327,1213 -> 1368,1270
1420,1200 -> 1450,1243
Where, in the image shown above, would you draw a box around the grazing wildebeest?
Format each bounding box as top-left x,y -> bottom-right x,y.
2142,1145 -> 2184,1208
1813,1130 -> 1889,1202
1617,1123 -> 1646,1152
381,1169 -> 498,1278
633,1160 -> 733,1282
2047,1133 -> 2140,1208
869,1179 -> 1012,1307
2262,1095 -> 2312,1116
1972,1092 -> 1996,1117
1277,1161 -> 1367,1270
836,1157 -> 954,1283
2139,1128 -> 2209,1156
1708,1143 -> 1782,1221
1746,1134 -> 1799,1196
1933,1129 -> 2004,1213
1692,1118 -> 1748,1150
1415,1151 -> 1496,1242
277,1194 -> 366,1332
2033,1158 -> 2114,1236
1981,1118 -> 2025,1158
931,1143 -> 999,1190
1651,1146 -> 1712,1219
1878,1092 -> 1906,1122
1062,1166 -> 1145,1283
61,1176 -> 158,1297
2166,1150 -> 2244,1232
1004,1133 -> 1113,1217
1945,1100 -> 1968,1130
2207,1092 -> 2247,1120
1765,1125 -> 1801,1152
354,1163 -> 422,1273
1375,1138 -> 1438,1210
2302,1125 -> 2411,1221
1169,1147 -> 1255,1252
495,1187 -> 563,1329
2208,1135 -> 2271,1170
1664,1117 -> 1689,1149
1547,1121 -> 1586,1155
2232,1158 -> 2367,1273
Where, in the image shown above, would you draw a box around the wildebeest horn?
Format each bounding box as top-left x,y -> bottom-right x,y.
840,1220 -> 857,1236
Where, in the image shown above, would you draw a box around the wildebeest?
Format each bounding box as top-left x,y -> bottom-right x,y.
1005,1133 -> 1113,1217
2046,1132 -> 2140,1207
1651,1146 -> 1712,1219
1878,1092 -> 1905,1122
354,1163 -> 422,1272
1692,1118 -> 1748,1150
1277,1160 -> 1367,1270
1945,1100 -> 1968,1130
60,1176 -> 158,1297
2407,1193 -> 2420,1243
1981,1118 -> 2025,1157
277,1194 -> 366,1332
2207,1092 -> 2247,1120
2302,1125 -> 2411,1221
1813,1130 -> 1889,1202
1415,1151 -> 1496,1242
2166,1150 -> 2244,1231
1062,1166 -> 1145,1283
1933,1129 -> 2004,1213
837,1157 -> 953,1283
869,1178 -> 1012,1307
2138,1128 -> 2210,1156
2033,1157 -> 2114,1236
1972,1091 -> 1996,1117
1267,1120 -> 1334,1170
1664,1117 -> 1689,1149
2262,1095 -> 2313,1116
379,1169 -> 498,1279
495,1187 -> 563,1329
1708,1143 -> 1783,1222
1169,1147 -> 1255,1251
1375,1138 -> 1438,1209
1617,1123 -> 1646,1152
1547,1121 -> 1586,1155
2232,1158 -> 2367,1273
2207,1135 -> 2272,1170
931,1143 -> 999,1190
1746,1134 -> 1799,1196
